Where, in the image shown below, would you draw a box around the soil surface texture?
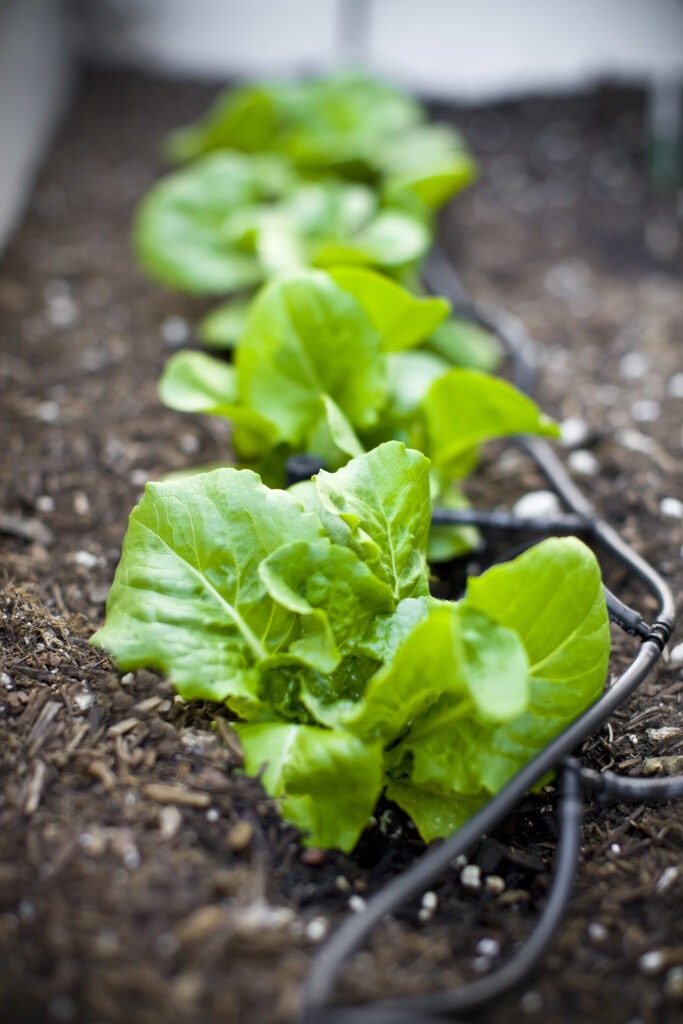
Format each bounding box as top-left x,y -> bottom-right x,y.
1,73 -> 682,1024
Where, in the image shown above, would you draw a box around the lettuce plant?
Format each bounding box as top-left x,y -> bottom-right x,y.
92,442 -> 610,851
158,269 -> 557,524
134,152 -> 432,298
164,71 -> 477,215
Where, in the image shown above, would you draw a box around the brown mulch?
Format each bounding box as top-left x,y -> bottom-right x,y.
1,73 -> 682,1024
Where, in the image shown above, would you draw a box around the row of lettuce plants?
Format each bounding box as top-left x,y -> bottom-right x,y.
93,72 -> 610,851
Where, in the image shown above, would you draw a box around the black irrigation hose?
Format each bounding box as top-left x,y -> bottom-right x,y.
302,763 -> 584,1024
299,248 -> 678,1023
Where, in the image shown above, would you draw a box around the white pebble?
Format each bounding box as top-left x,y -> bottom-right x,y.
46,294 -> 79,329
588,921 -> 609,943
73,687 -> 96,712
619,352 -> 651,379
476,937 -> 501,957
610,843 -> 621,854
560,416 -> 590,448
668,642 -> 683,665
639,949 -> 666,975
161,315 -> 190,347
461,864 -> 482,891
348,895 -> 367,914
36,400 -> 62,424
73,550 -> 99,569
513,490 -> 562,519
631,399 -> 660,423
206,808 -> 219,822
668,373 -> 683,398
305,917 -> 329,943
35,495 -> 55,512
660,497 -> 683,519
615,428 -> 657,455
568,449 -> 599,477
334,875 -> 351,893
484,874 -> 506,894
159,805 -> 183,839
656,866 -> 680,894
129,468 -> 149,487
421,891 -> 438,911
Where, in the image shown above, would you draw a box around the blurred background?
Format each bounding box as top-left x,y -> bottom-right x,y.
1,0 -> 683,252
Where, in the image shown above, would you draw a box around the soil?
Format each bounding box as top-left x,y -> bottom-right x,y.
1,72 -> 682,1024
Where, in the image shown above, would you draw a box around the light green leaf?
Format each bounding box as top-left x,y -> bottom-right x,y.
314,441 -> 431,601
386,350 -> 452,417
380,124 -> 478,210
198,298 -> 251,350
329,266 -> 450,351
346,602 -> 528,744
259,538 -> 394,671
159,350 -> 238,415
314,210 -> 430,269
424,368 -> 560,476
402,539 -> 610,802
236,270 -> 387,447
385,778 -> 488,843
133,153 -> 269,294
165,86 -> 278,163
236,721 -> 384,850
354,596 -> 431,663
91,468 -> 323,702
426,317 -> 503,372
321,395 -> 365,459
428,483 -> 480,563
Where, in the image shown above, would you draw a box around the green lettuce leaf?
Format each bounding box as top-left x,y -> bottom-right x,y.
314,440 -> 432,600
426,317 -> 503,372
198,297 -> 251,350
159,350 -> 238,416
236,270 -> 387,447
423,368 -> 560,477
91,468 -> 323,702
236,721 -> 384,850
329,266 -> 450,351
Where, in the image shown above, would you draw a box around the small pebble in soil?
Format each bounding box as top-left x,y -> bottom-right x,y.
461,864 -> 482,891
639,949 -> 667,975
519,990 -> 543,1014
120,673 -> 135,686
476,937 -> 501,958
335,875 -> 351,893
568,449 -> 599,476
512,490 -> 562,519
484,874 -> 506,894
630,399 -> 660,423
35,495 -> 55,513
418,890 -> 438,922
668,372 -> 683,398
619,351 -> 651,380
161,315 -> 190,347
615,428 -> 657,456
300,847 -> 326,866
159,805 -> 183,840
588,921 -> 609,944
206,808 -> 219,823
660,497 -> 683,519
348,895 -> 367,914
36,400 -> 62,424
73,686 -> 95,713
180,432 -> 201,455
227,820 -> 253,852
668,642 -> 683,666
665,966 -> 683,999
0,673 -> 13,690
305,917 -> 329,943
656,866 -> 680,894
72,550 -> 100,569
610,843 -> 621,854
45,292 -> 79,330
129,468 -> 150,487
560,415 -> 590,447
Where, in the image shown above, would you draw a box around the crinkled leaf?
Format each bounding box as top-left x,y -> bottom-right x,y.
346,602 -> 528,744
314,441 -> 431,600
424,368 -> 560,477
236,271 -> 387,447
235,721 -> 384,850
259,538 -> 394,671
329,266 -> 450,351
91,469 -> 323,702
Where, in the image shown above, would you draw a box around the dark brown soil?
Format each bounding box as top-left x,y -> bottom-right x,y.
1,73 -> 682,1024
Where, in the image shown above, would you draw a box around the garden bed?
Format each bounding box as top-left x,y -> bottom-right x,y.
1,72 -> 682,1024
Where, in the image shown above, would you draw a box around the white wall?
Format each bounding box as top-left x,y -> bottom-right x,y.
0,0 -> 75,251
87,0 -> 683,98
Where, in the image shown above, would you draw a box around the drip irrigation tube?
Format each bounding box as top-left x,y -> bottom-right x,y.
300,249 -> 678,1023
